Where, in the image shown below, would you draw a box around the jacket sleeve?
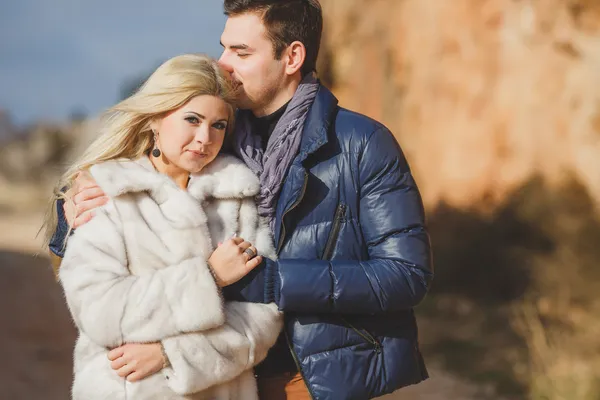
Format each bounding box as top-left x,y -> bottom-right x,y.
265,127 -> 434,314
222,259 -> 267,303
59,202 -> 225,348
161,302 -> 282,395
48,198 -> 68,278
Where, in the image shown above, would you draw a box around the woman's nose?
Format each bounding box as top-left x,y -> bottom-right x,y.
195,125 -> 212,144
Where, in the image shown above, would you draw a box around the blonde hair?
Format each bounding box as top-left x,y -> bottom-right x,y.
42,53 -> 237,249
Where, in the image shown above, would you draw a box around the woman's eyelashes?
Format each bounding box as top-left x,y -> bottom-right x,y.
212,122 -> 227,131
184,116 -> 226,130
185,116 -> 200,124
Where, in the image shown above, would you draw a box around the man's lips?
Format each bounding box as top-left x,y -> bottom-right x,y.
231,78 -> 243,89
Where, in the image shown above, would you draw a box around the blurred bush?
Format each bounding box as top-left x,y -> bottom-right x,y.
423,176 -> 600,398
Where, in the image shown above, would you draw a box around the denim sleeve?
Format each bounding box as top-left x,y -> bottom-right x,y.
48,198 -> 69,258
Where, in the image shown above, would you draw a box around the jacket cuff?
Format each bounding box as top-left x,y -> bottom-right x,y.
48,198 -> 69,258
222,262 -> 266,303
264,259 -> 280,305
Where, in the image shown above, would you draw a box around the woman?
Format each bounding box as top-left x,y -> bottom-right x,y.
43,54 -> 282,399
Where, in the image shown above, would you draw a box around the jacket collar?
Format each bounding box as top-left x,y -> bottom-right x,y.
272,85 -> 339,244
296,83 -> 339,163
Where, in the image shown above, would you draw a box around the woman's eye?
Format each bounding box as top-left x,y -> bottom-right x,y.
237,53 -> 249,58
185,116 -> 199,124
213,122 -> 227,130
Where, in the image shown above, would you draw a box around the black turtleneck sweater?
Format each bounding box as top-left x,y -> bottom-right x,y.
249,100 -> 290,150
249,100 -> 299,377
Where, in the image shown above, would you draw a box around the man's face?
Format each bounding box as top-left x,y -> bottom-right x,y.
219,13 -> 287,115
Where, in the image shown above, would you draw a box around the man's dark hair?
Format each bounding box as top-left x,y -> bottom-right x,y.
224,0 -> 323,76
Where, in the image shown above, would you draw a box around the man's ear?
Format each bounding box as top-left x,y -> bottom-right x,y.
284,41 -> 306,76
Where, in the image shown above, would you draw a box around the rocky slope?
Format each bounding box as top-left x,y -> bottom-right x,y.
318,0 -> 600,210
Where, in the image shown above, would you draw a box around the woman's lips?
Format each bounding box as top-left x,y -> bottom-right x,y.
187,150 -> 208,157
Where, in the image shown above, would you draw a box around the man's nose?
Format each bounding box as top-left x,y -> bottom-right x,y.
218,52 -> 233,73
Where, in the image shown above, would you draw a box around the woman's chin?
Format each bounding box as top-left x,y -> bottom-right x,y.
185,161 -> 210,175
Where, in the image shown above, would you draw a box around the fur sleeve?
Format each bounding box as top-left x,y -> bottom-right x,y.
238,197 -> 277,260
161,302 -> 283,395
59,203 -> 225,348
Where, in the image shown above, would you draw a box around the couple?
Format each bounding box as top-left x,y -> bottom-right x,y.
46,1 -> 434,399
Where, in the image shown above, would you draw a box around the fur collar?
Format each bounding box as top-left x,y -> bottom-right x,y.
89,154 -> 259,203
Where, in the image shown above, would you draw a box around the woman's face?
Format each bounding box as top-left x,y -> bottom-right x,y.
153,95 -> 230,174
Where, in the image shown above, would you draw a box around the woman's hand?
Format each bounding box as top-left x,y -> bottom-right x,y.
108,343 -> 166,382
208,236 -> 262,287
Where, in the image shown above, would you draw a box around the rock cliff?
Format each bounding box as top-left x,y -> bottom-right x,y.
319,0 -> 600,210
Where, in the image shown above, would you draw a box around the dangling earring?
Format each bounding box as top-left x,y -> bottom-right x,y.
151,130 -> 161,158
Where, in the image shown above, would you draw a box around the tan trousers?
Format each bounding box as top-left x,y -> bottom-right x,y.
257,372 -> 311,400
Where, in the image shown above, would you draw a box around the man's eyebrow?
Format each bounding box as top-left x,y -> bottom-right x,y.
220,42 -> 251,51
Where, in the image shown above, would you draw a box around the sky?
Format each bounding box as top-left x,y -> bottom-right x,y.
0,0 -> 227,126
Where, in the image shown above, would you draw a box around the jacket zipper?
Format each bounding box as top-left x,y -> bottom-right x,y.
322,203 -> 346,260
285,327 -> 317,400
340,316 -> 382,354
276,171 -> 309,255
275,172 -> 315,398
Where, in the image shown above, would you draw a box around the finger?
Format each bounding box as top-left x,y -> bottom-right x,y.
71,173 -> 81,192
245,255 -> 263,271
242,245 -> 257,261
230,236 -> 245,245
110,356 -> 127,371
73,186 -> 106,205
75,196 -> 109,217
63,198 -> 77,228
126,370 -> 146,382
63,187 -> 75,202
108,347 -> 125,361
75,170 -> 97,187
237,241 -> 252,251
72,211 -> 95,229
73,176 -> 97,194
117,362 -> 137,378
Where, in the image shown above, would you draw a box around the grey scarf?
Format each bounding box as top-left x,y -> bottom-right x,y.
233,73 -> 319,230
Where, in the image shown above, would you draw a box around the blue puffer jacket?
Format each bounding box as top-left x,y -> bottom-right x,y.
227,85 -> 433,399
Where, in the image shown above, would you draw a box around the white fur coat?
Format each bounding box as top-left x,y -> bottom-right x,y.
59,155 -> 282,400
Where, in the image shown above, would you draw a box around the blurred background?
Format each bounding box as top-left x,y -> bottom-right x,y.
1,0 -> 599,399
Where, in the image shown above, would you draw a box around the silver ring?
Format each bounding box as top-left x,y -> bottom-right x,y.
243,248 -> 256,258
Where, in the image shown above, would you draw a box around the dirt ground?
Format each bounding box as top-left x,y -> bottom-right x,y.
0,206 -> 488,400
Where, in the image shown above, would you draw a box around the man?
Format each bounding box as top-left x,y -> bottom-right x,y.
50,1 -> 433,398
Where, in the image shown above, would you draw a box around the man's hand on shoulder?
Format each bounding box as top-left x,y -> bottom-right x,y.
64,171 -> 109,229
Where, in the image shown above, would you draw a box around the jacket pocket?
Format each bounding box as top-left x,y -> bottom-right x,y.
322,203 -> 347,260
340,316 -> 382,354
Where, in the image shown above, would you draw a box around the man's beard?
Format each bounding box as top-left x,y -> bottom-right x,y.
230,77 -> 278,113
227,77 -> 248,108
234,89 -> 260,111
234,97 -> 252,110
